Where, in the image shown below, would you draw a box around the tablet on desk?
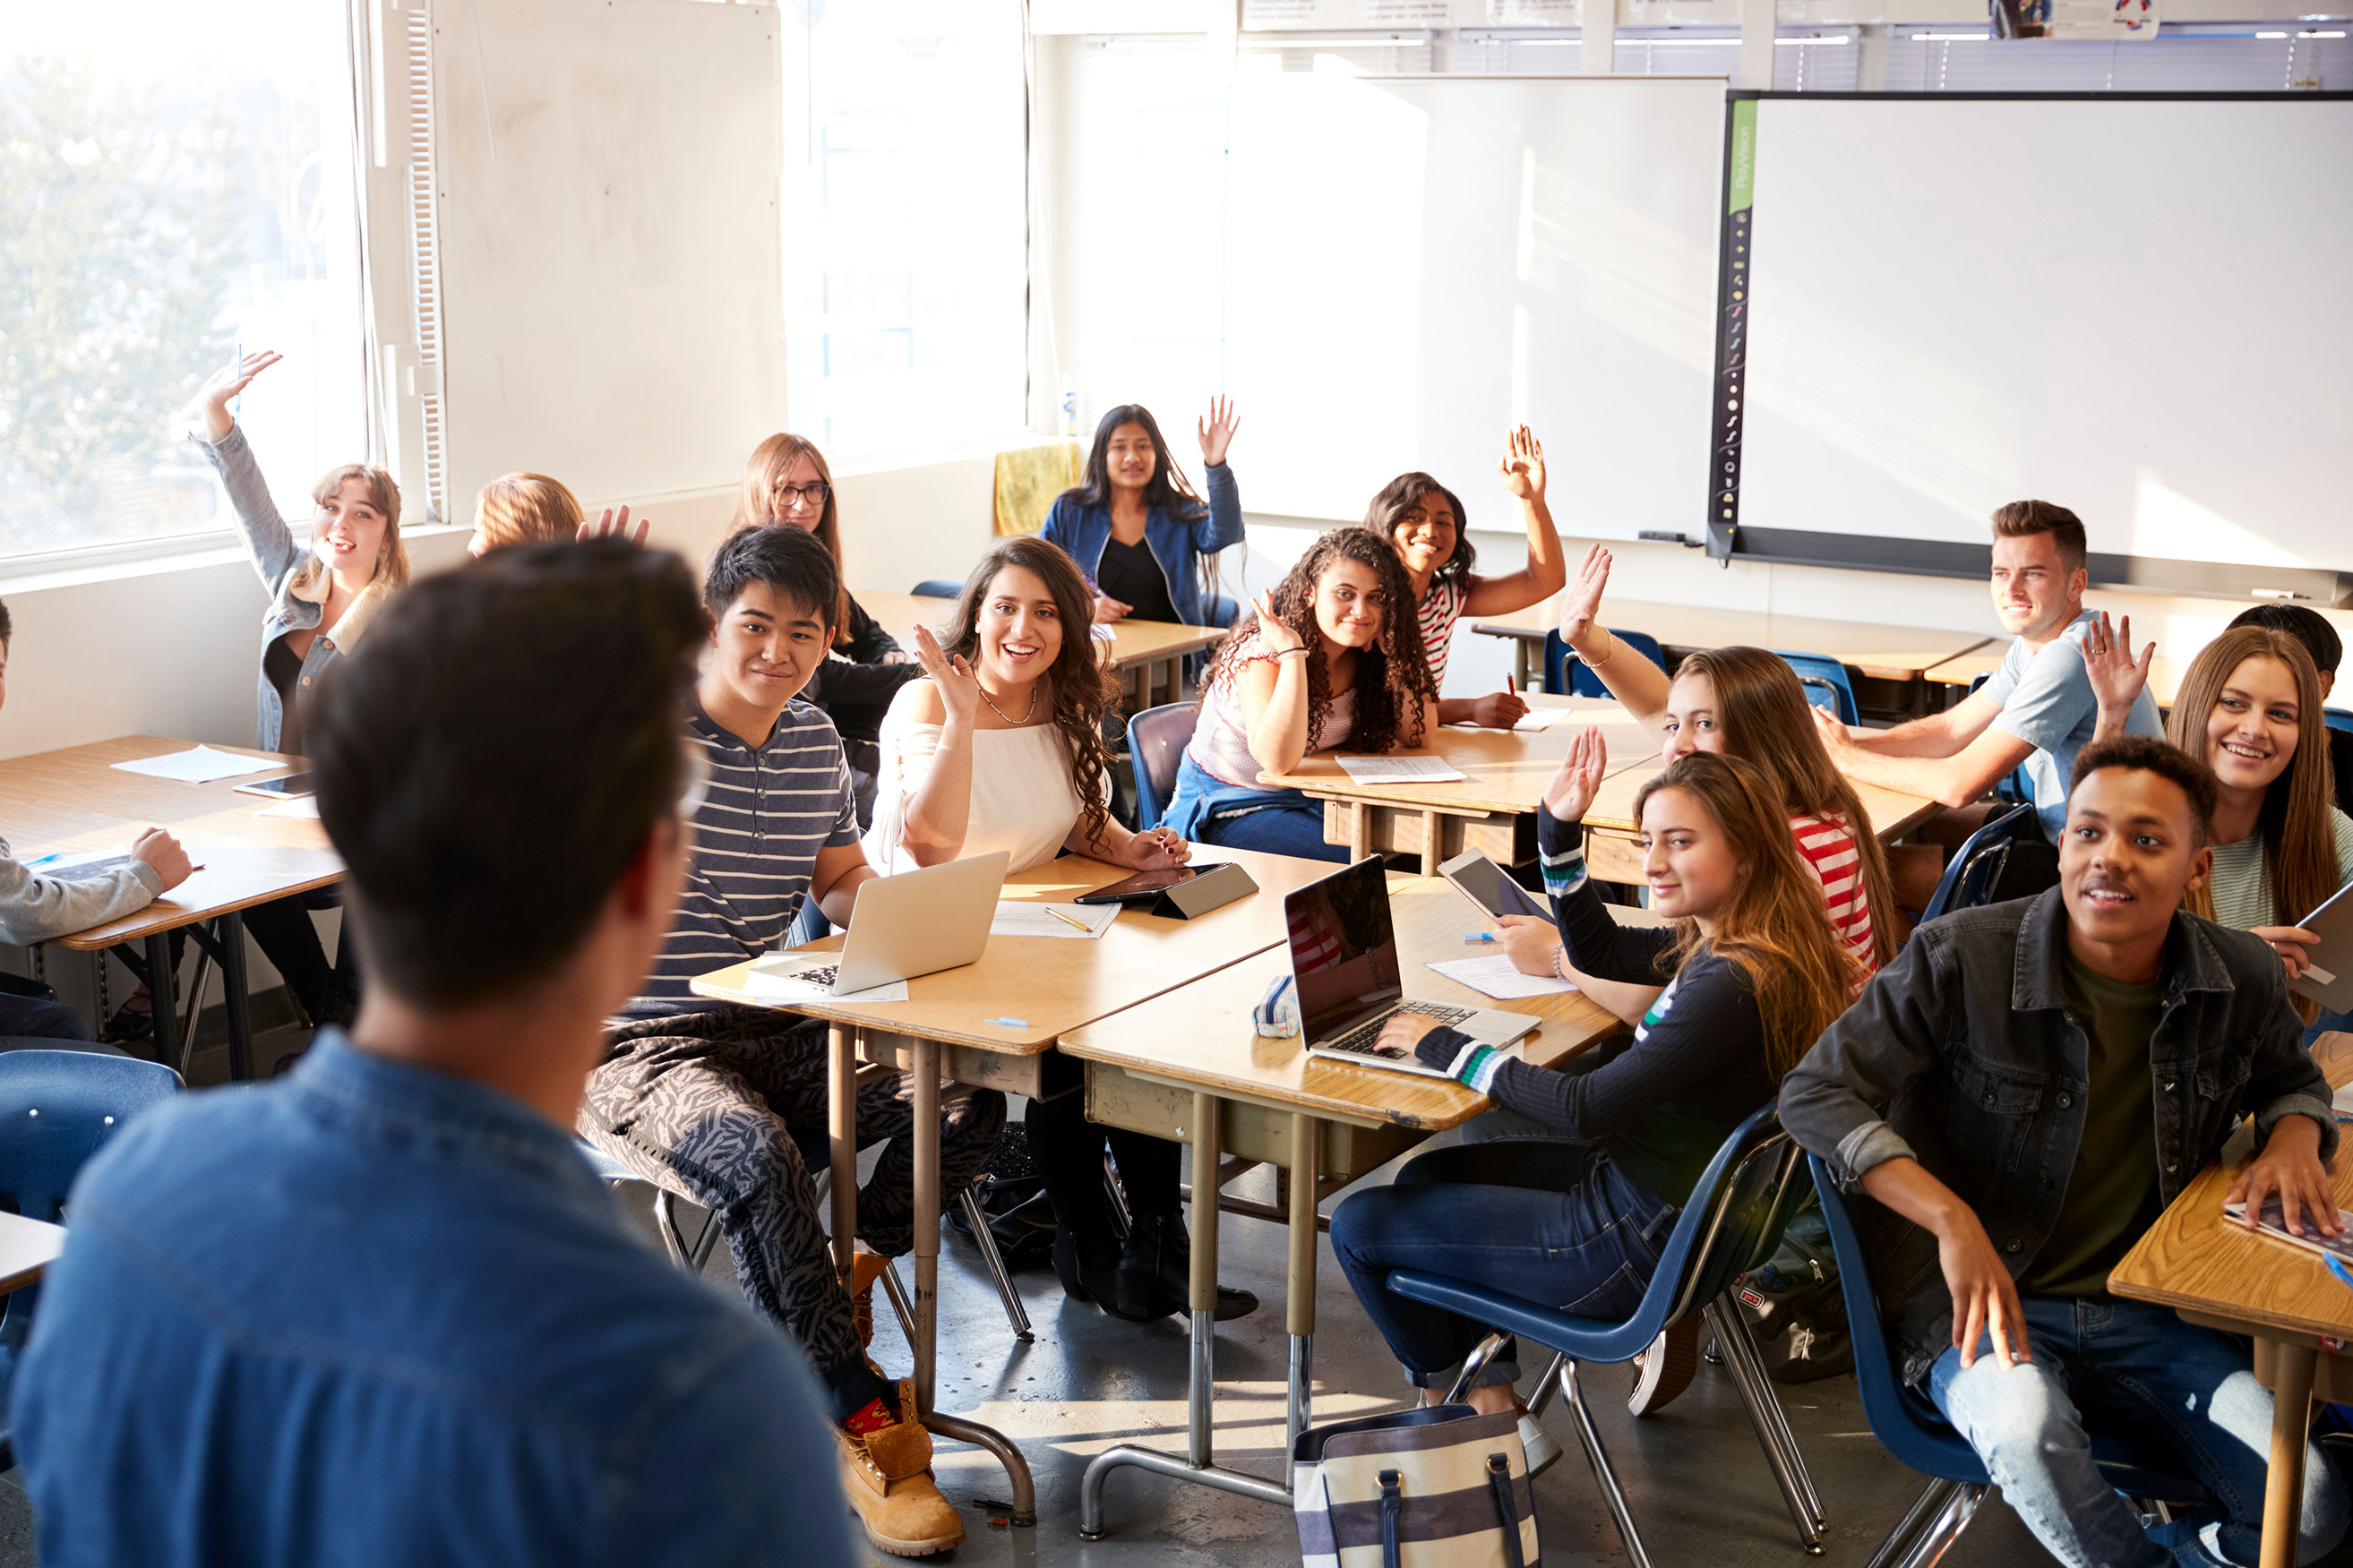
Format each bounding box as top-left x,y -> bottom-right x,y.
232,771 -> 315,800
1072,864 -> 1231,906
2290,877 -> 2353,1015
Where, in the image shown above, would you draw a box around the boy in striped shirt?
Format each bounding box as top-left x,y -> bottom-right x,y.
582,526 -> 1000,1558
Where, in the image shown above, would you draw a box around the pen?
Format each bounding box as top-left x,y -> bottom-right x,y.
2327,1255 -> 2353,1296
1046,906 -> 1091,933
1463,932 -> 1496,944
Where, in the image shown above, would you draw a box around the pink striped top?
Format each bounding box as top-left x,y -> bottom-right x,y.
1789,810 -> 1876,983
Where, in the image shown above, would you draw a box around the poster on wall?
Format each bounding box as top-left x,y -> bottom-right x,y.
1991,0 -> 2159,39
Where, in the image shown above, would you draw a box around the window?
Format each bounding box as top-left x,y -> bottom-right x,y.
0,0 -> 368,561
781,0 -> 1031,464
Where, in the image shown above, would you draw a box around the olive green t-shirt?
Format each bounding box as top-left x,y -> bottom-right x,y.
2019,950 -> 2168,1298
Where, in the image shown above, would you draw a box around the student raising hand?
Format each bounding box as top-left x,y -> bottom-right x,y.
1198,395 -> 1241,468
1541,724 -> 1610,822
576,504 -> 651,547
1559,544 -> 1610,643
197,349 -> 283,441
1496,424 -> 1547,502
2083,610 -> 2155,743
911,623 -> 984,727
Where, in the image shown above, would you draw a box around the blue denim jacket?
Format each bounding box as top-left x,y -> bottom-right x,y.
13,1033 -> 854,1568
1780,888 -> 2336,1386
1039,460 -> 1243,630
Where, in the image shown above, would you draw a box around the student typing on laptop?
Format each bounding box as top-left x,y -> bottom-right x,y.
580,526 -> 1000,1560
1330,735 -> 1857,1430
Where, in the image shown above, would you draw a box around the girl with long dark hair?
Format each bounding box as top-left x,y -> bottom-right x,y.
1042,398 -> 1244,629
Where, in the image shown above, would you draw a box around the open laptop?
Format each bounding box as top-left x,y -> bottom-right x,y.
1289,855 -> 1541,1078
758,850 -> 1010,996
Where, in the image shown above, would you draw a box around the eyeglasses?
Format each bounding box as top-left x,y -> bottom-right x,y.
770,480 -> 829,509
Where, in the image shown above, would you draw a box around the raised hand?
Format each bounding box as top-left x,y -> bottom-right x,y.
2082,611 -> 2152,720
1198,395 -> 1241,467
198,349 -> 282,441
1559,544 -> 1610,641
1541,724 -> 1610,822
912,623 -> 984,727
1497,424 -> 1547,501
1254,589 -> 1306,657
577,504 -> 650,547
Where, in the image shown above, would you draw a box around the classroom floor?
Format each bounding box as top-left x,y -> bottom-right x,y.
2,1025 -> 2344,1568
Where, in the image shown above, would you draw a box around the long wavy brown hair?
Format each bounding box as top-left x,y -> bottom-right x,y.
2167,626 -> 2340,933
1200,527 -> 1435,755
731,433 -> 853,646
1636,751 -> 1861,1076
1674,646 -> 1902,968
939,536 -> 1121,850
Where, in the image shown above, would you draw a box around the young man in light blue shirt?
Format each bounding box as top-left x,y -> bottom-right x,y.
1814,500 -> 2164,908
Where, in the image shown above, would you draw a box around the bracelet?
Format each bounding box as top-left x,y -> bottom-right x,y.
1551,946 -> 1571,982
1584,627 -> 1619,669
1272,647 -> 1310,662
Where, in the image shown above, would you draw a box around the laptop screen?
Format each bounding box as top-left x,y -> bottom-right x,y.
1284,856 -> 1403,1041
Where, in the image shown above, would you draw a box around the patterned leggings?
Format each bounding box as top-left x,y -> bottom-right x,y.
582,1006 -> 1006,1379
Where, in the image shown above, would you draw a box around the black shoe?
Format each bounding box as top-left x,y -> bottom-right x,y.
1051,1224 -> 1121,1307
1112,1213 -> 1258,1323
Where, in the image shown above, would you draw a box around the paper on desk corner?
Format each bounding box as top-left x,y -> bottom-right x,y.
990,900 -> 1117,939
109,745 -> 280,784
2332,1079 -> 2353,1117
1336,754 -> 1467,786
258,795 -> 322,819
1510,706 -> 1582,732
1425,955 -> 1579,1001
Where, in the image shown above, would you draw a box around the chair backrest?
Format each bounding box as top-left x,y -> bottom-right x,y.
1542,628 -> 1666,698
910,578 -> 963,600
1774,651 -> 1859,726
0,1050 -> 180,1224
1919,801 -> 2038,922
1127,702 -> 1197,832
2327,708 -> 2353,736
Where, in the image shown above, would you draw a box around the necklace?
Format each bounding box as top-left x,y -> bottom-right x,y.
978,679 -> 1038,726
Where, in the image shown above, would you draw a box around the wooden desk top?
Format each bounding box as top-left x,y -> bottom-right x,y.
2,737 -> 343,948
0,1210 -> 65,1296
1471,598 -> 1995,682
1261,698 -> 1653,816
1927,645 -> 2186,709
1060,879 -> 1625,1132
854,592 -> 1224,673
688,844 -> 1357,1056
1581,758 -> 1938,845
2109,1033 -> 2353,1341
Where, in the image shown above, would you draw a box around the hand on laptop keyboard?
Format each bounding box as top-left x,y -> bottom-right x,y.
1327,1003 -> 1476,1058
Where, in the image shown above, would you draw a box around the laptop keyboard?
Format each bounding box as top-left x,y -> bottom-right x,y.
1323,1001 -> 1478,1056
789,964 -> 839,990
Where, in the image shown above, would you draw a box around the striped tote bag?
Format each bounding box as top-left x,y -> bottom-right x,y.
1292,1404 -> 1537,1567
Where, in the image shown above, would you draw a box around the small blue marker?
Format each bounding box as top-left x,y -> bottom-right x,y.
2327,1255 -> 2353,1296
22,853 -> 63,869
1463,932 -> 1496,944
984,1016 -> 1028,1029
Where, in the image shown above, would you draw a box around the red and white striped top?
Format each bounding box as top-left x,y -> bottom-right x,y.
1415,577 -> 1470,689
1788,811 -> 1876,984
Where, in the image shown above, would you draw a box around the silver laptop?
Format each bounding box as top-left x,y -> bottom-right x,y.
2290,874 -> 2353,1015
1291,855 -> 1540,1078
763,851 -> 1010,995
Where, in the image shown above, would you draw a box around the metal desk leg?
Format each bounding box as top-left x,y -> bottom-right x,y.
1285,1111 -> 1317,1456
1081,1091 -> 1291,1539
144,932 -> 182,1075
219,912 -> 253,1081
829,1024 -> 856,1284
2262,1341 -> 2318,1568
1514,640 -> 1535,691
906,1037 -> 1035,1527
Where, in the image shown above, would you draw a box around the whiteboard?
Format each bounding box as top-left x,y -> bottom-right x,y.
1733,96 -> 2353,581
1073,68 -> 1727,539
434,0 -> 784,510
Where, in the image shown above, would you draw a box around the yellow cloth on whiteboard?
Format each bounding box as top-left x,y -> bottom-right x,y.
992,441 -> 1085,538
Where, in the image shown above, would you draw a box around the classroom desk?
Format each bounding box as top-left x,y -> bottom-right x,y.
3,737 -> 341,1079
1061,878 -> 1628,1535
2109,1032 -> 2353,1568
1925,644 -> 2188,710
1469,597 -> 1994,711
0,1210 -> 66,1296
1578,760 -> 1940,883
854,591 -> 1225,710
1258,698 -> 1653,873
688,842 -> 1350,1527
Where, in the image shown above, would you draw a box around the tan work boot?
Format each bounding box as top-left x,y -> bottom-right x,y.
851,1252 -> 892,1349
838,1379 -> 965,1556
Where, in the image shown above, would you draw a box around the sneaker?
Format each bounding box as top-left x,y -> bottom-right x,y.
1767,1313 -> 1854,1384
837,1379 -> 966,1557
1627,1320 -> 1700,1418
1516,1407 -> 1564,1478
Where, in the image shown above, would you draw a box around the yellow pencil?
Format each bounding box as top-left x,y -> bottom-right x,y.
1046,905 -> 1091,932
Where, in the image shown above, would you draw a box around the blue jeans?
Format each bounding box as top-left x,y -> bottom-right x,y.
1193,801 -> 1349,862
2305,1007 -> 2349,1050
1330,1138 -> 1676,1391
0,990 -> 90,1042
1929,1296 -> 2349,1568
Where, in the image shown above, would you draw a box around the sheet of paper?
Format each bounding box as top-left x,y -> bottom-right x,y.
1510,706 -> 1584,732
744,956 -> 908,1004
991,900 -> 1118,939
109,746 -> 281,784
258,796 -> 322,819
1335,754 -> 1467,785
19,849 -> 125,875
2332,1078 -> 2353,1117
1424,955 -> 1579,1001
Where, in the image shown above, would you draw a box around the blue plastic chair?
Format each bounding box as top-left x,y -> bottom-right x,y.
1806,1155 -> 2210,1566
2326,708 -> 2353,736
1542,627 -> 1667,698
1776,651 -> 1859,726
1385,1106 -> 1825,1559
910,579 -> 963,600
1919,801 -> 2038,923
1126,702 -> 1196,833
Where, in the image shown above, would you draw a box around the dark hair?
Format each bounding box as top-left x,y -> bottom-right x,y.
1364,473 -> 1476,589
311,540 -> 705,1006
2228,604 -> 2341,680
1989,500 -> 2087,577
703,521 -> 841,630
939,536 -> 1121,848
0,598 -> 12,648
1200,527 -> 1435,754
1063,405 -> 1205,521
2068,733 -> 2219,849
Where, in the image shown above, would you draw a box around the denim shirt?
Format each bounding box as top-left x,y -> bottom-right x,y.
194,426 -> 392,753
1779,887 -> 2335,1387
1039,460 -> 1243,630
13,1033 -> 854,1568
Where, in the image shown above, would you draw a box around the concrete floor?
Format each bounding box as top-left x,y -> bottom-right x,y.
0,1038 -> 2340,1567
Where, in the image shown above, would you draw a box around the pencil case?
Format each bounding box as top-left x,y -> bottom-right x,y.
1255,973 -> 1300,1039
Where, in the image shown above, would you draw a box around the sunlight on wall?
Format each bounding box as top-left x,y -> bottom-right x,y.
2129,471 -> 2314,572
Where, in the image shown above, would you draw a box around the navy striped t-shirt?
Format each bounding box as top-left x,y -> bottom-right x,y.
626,699 -> 863,1016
